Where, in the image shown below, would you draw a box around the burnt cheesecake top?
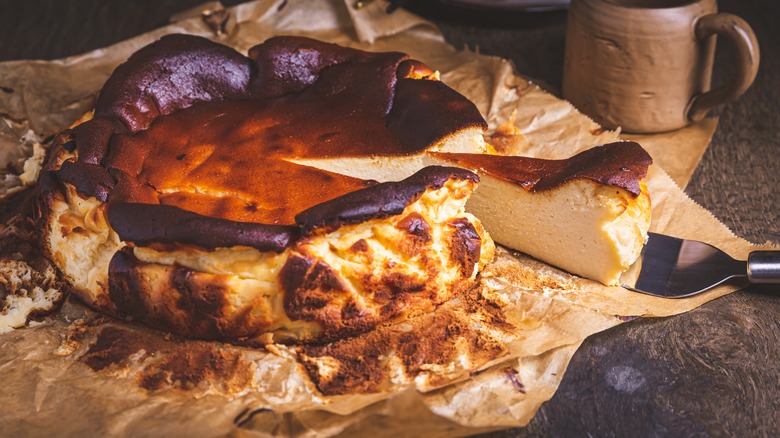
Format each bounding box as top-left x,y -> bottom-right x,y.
430,141 -> 653,197
43,34 -> 487,251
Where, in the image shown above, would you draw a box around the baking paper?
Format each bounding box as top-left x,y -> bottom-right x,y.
0,1 -> 771,436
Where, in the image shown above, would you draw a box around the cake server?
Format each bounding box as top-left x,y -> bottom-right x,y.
620,232 -> 780,298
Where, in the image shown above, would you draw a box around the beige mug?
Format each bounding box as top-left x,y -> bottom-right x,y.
562,0 -> 760,134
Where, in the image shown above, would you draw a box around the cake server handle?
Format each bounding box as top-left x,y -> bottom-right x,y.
747,251 -> 780,284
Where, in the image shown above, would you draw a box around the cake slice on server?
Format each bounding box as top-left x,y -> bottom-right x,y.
428,141 -> 653,286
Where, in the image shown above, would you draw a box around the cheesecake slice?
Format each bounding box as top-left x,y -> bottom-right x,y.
428,141 -> 653,285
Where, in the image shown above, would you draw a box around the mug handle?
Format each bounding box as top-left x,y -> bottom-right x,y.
687,13 -> 760,122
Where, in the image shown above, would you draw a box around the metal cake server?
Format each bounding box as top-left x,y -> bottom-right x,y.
620,232 -> 780,298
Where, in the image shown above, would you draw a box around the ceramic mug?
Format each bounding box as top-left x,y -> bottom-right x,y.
562,0 -> 760,134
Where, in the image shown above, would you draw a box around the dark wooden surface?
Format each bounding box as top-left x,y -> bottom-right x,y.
1,0 -> 778,436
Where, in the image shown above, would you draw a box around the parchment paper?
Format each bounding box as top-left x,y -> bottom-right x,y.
0,0 -> 773,436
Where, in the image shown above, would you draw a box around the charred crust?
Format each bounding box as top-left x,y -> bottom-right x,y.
107,248 -> 149,320
281,252 -> 428,342
348,239 -> 370,254
68,116 -> 129,165
246,36 -> 399,99
388,79 -> 487,153
171,269 -> 228,324
37,134 -> 78,210
107,168 -> 158,204
432,141 -> 652,196
447,218 -> 482,277
281,253 -> 348,322
57,160 -> 116,202
279,253 -> 313,305
396,212 -> 432,242
62,140 -> 76,153
35,170 -> 65,209
107,202 -> 298,252
295,166 -> 478,233
532,141 -> 652,195
93,34 -> 253,133
394,212 -> 432,256
381,271 -> 427,296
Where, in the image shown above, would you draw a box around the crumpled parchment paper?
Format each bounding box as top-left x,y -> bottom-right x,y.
0,0 -> 772,436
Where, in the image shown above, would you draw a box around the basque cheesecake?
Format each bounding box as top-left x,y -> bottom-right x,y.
428,142 -> 653,285
37,35 -> 494,343
35,34 -> 653,343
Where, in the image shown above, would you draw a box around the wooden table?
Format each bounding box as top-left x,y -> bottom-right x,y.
2,0 -> 778,435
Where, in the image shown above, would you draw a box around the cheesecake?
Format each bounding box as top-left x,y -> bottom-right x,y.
428,141 -> 653,285
37,35 -> 494,343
